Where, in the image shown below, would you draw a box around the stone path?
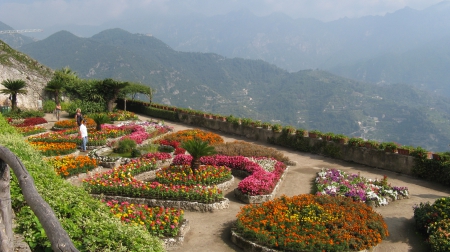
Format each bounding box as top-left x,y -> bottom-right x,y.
44,112 -> 450,252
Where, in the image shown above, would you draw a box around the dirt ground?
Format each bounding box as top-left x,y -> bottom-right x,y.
45,112 -> 450,252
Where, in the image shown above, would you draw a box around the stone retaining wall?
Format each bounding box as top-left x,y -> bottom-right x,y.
175,113 -> 416,175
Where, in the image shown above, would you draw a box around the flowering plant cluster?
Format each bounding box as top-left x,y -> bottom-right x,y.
141,152 -> 173,161
158,129 -> 224,145
47,155 -> 97,178
53,118 -> 95,129
106,200 -> 184,237
11,117 -> 47,127
155,165 -> 232,186
198,155 -> 287,196
414,197 -> 450,252
235,194 -> 388,251
154,139 -> 185,154
83,157 -> 224,203
28,141 -> 77,156
315,168 -> 409,207
16,125 -> 47,136
119,125 -> 150,144
107,110 -> 138,121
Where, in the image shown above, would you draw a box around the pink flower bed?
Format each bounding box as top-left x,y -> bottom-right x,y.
172,154 -> 287,196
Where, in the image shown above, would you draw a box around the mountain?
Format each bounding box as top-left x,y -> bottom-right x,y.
84,1 -> 449,96
0,21 -> 36,48
0,39 -> 53,109
15,29 -> 450,151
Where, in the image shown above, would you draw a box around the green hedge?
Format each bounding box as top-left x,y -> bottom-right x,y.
116,99 -> 179,122
0,114 -> 164,251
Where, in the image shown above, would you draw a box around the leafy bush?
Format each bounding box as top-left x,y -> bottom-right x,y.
114,138 -> 137,153
65,99 -> 106,117
213,141 -> 290,163
130,148 -> 141,158
0,113 -> 164,251
158,145 -> 175,153
414,197 -> 450,252
43,99 -> 56,113
89,113 -> 111,131
4,109 -> 45,119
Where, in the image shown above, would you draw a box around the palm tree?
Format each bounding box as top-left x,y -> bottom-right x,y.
0,79 -> 27,111
45,67 -> 78,104
90,113 -> 111,131
181,139 -> 217,171
98,78 -> 130,112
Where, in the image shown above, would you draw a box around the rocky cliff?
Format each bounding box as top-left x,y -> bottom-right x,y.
0,40 -> 52,109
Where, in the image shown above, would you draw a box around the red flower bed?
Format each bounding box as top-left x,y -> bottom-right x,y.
14,117 -> 47,127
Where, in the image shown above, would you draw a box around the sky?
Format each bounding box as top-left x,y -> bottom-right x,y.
0,0 -> 445,30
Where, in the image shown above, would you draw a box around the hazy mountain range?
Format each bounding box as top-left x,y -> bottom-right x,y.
0,27 -> 447,151
2,1 -> 450,97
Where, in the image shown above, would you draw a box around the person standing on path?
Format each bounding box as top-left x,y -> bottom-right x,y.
79,119 -> 88,152
55,103 -> 61,121
75,108 -> 83,126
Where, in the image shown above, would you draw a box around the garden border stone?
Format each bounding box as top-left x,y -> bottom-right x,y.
231,228 -> 377,252
162,219 -> 190,250
92,194 -> 230,212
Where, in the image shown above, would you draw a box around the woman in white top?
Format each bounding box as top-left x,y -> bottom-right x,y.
79,119 -> 88,152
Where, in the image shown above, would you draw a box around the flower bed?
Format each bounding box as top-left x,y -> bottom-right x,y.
17,125 -> 47,136
198,155 -> 287,196
414,197 -> 450,252
106,200 -> 183,237
53,118 -> 95,129
108,110 -> 138,121
234,194 -> 388,251
47,155 -> 97,178
10,117 -> 47,127
314,168 -> 409,207
155,165 -> 232,186
156,129 -> 223,145
83,157 -> 225,203
28,141 -> 77,156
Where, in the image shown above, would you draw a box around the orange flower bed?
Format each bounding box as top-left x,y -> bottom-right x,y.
235,194 -> 388,251
157,129 -> 223,145
28,141 -> 77,156
53,118 -> 95,129
47,155 -> 97,178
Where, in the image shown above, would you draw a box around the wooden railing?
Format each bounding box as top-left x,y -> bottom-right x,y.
0,146 -> 78,252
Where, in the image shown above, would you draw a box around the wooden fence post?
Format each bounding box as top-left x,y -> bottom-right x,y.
0,159 -> 13,251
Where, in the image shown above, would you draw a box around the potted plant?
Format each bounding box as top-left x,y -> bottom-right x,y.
381,142 -> 399,153
332,134 -> 348,144
348,137 -> 364,147
410,146 -> 432,159
241,118 -> 253,127
261,122 -> 271,130
321,132 -> 335,141
308,129 -> 321,138
397,145 -> 414,155
283,125 -> 296,134
226,115 -> 240,125
272,123 -> 282,133
253,121 -> 262,128
296,128 -> 308,137
364,140 -> 379,149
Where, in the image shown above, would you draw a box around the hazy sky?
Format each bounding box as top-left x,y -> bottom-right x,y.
0,0 -> 445,29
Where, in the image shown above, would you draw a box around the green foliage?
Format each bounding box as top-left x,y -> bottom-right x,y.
89,113 -> 111,131
66,99 -> 106,116
0,113 -> 164,251
414,197 -> 450,252
130,148 -> 141,158
158,145 -> 175,153
213,141 -> 290,163
115,138 -> 137,153
271,123 -> 282,132
43,100 -> 56,113
348,137 -> 364,147
182,139 -> 216,170
3,109 -> 44,119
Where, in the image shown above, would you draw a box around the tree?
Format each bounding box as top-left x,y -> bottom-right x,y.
181,139 -> 216,171
0,79 -> 27,111
45,67 -> 78,104
120,83 -> 155,110
95,79 -> 129,112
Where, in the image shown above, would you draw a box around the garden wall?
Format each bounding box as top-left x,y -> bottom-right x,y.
116,100 -> 416,176
175,113 -> 416,175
